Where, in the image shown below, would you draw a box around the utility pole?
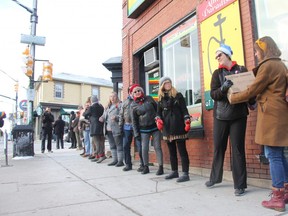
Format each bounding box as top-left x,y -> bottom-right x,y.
12,0 -> 38,126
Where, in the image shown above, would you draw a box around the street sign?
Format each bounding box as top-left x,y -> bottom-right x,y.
20,34 -> 46,46
19,100 -> 28,111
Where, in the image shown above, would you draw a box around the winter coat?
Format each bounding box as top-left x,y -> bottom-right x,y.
102,102 -> 122,136
118,96 -> 134,130
53,119 -> 65,136
42,111 -> 54,130
72,116 -> 80,132
131,95 -> 158,138
210,64 -> 249,120
83,102 -> 104,136
230,57 -> 288,147
156,92 -> 190,140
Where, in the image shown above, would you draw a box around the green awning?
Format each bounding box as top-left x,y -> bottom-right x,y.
60,108 -> 78,115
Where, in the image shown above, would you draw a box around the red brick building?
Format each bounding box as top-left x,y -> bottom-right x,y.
121,0 -> 288,188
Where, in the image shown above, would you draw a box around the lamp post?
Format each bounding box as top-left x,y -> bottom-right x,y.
12,0 -> 38,126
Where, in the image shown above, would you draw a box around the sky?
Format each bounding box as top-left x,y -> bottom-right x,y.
0,0 -> 123,119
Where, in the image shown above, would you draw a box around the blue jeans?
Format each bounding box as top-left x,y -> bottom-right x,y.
123,130 -> 144,166
264,146 -> 288,188
83,129 -> 92,155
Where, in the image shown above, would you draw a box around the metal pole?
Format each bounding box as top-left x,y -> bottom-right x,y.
15,91 -> 18,125
28,0 -> 38,126
1,129 -> 12,167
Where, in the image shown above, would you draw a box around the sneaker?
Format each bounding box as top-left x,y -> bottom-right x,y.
41,150 -> 45,153
97,156 -> 107,163
48,150 -> 53,153
234,188 -> 245,196
137,165 -> 144,172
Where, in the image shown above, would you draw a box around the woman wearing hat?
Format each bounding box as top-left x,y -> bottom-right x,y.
130,84 -> 164,175
156,77 -> 191,182
229,36 -> 288,212
205,44 -> 251,196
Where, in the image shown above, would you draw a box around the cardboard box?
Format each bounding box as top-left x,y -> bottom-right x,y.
226,71 -> 255,103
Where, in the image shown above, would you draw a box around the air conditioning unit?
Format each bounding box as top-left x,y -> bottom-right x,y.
144,47 -> 159,68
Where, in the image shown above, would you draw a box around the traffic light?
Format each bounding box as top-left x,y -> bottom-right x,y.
14,82 -> 19,92
22,46 -> 33,77
42,61 -> 53,81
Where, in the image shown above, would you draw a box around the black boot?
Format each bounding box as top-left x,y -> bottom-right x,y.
115,161 -> 124,167
137,165 -> 144,172
156,165 -> 164,175
165,171 -> 179,180
141,165 -> 150,174
176,172 -> 190,183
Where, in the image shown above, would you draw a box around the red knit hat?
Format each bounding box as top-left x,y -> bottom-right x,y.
129,84 -> 140,94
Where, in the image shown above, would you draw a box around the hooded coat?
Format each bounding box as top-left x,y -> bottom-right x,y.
230,58 -> 288,146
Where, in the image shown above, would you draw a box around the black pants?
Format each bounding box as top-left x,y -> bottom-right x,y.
41,128 -> 53,151
56,133 -> 64,149
209,117 -> 247,189
167,139 -> 189,173
70,131 -> 77,148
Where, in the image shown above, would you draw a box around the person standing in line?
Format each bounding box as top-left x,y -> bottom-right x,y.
229,36 -> 288,212
72,110 -> 83,150
83,95 -> 106,163
53,115 -> 65,149
100,92 -> 124,167
130,84 -> 164,175
119,85 -> 144,172
41,107 -> 55,153
205,44 -> 250,196
156,77 -> 191,182
80,97 -> 92,157
69,111 -> 77,149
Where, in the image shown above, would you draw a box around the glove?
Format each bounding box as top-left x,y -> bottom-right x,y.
184,119 -> 191,132
155,118 -> 163,131
220,80 -> 233,93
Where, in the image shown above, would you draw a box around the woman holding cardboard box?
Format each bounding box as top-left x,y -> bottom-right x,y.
205,44 -> 250,196
229,36 -> 288,212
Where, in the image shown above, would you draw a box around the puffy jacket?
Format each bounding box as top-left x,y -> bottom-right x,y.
131,95 -> 157,138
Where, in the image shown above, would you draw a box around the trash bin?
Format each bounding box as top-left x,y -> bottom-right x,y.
12,125 -> 34,157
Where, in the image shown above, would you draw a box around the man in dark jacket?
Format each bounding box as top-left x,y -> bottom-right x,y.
41,107 -> 54,153
83,95 -> 106,163
53,115 -> 65,149
69,111 -> 77,149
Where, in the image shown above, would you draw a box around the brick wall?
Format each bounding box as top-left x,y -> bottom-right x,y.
122,0 -> 270,185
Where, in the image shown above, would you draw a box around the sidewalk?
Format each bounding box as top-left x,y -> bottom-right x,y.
0,139 -> 285,216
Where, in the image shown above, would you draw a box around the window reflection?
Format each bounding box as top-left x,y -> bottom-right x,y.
162,16 -> 202,128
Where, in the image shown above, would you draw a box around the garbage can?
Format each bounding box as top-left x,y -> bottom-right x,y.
12,125 -> 34,157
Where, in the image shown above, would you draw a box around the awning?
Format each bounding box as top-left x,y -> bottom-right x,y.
60,108 -> 79,115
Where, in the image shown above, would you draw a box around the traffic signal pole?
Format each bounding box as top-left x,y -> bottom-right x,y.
12,0 -> 38,126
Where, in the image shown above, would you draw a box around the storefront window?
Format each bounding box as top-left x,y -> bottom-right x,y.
161,16 -> 202,128
254,0 -> 288,64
